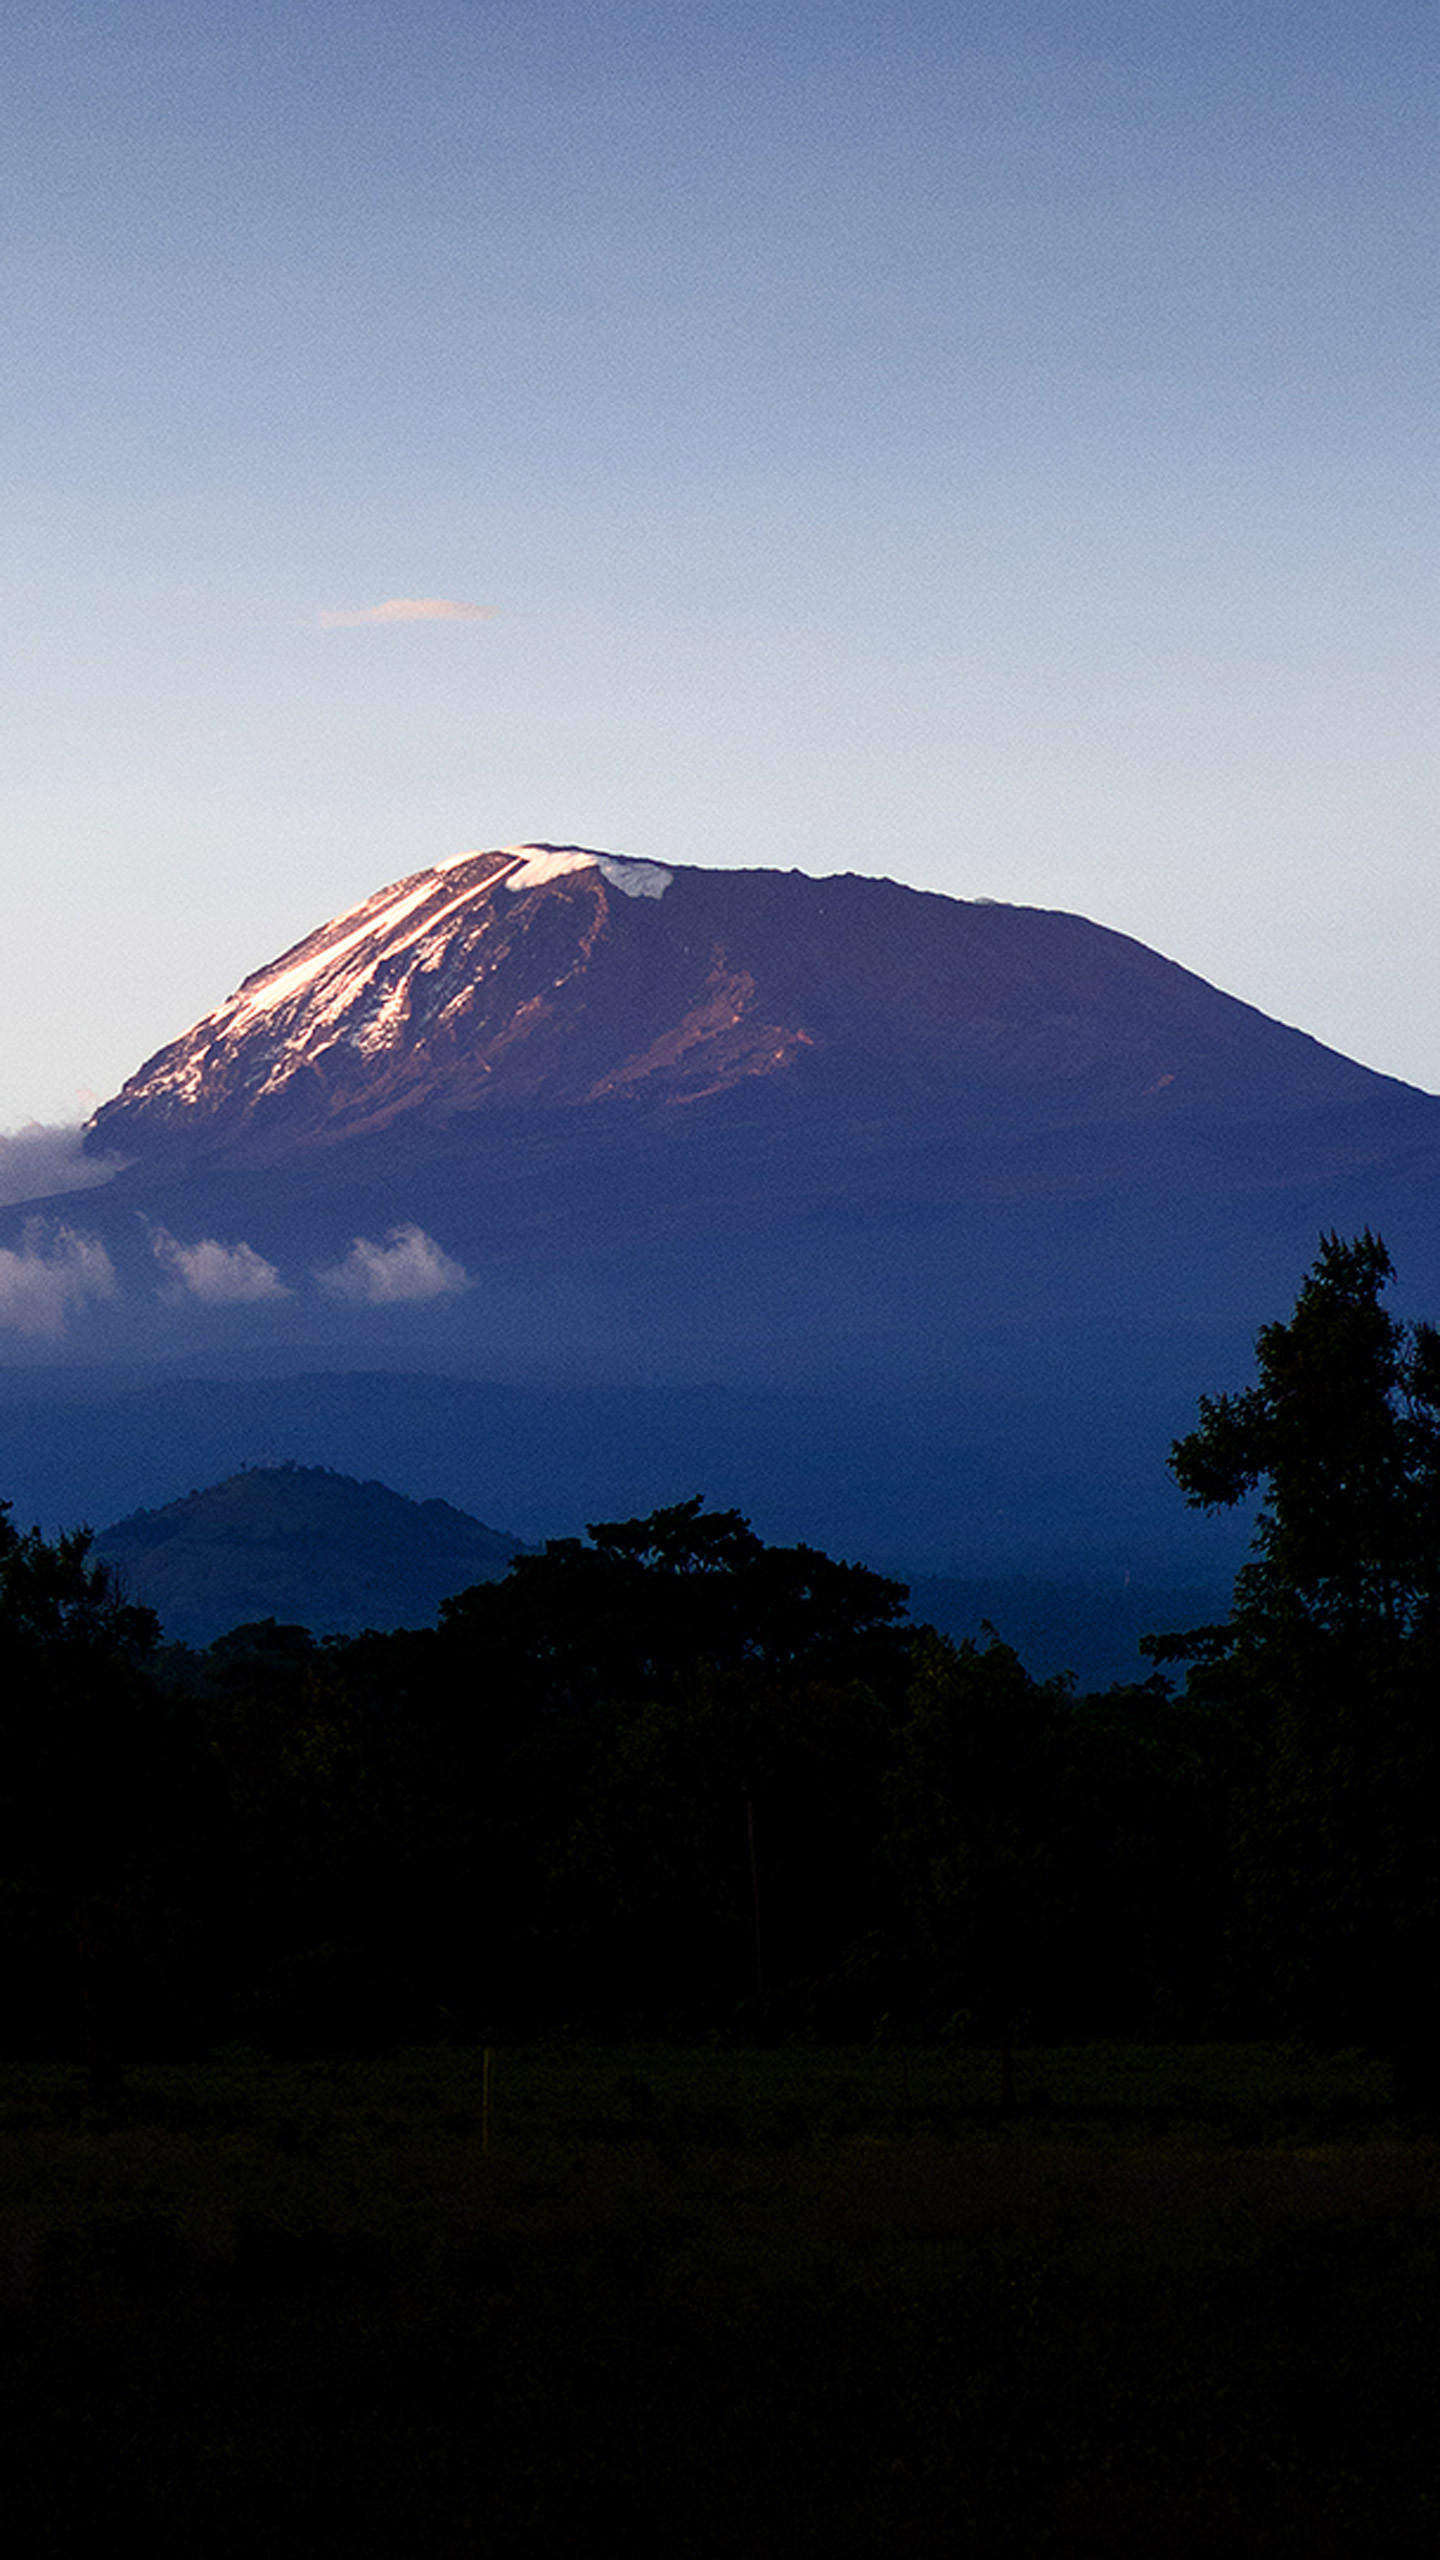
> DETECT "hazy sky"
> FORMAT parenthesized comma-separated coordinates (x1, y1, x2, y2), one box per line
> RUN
(3, 0, 1434, 1127)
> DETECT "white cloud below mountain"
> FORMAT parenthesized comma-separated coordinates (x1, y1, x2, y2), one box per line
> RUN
(0, 1123, 125, 1209)
(316, 1224, 471, 1305)
(0, 1220, 117, 1336)
(151, 1229, 290, 1303)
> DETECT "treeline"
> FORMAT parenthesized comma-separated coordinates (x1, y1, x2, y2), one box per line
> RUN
(0, 1236, 1435, 2092)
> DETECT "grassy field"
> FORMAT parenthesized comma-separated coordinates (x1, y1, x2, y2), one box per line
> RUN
(2, 2042, 1436, 2555)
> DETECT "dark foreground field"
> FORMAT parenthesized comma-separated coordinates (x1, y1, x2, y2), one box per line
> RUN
(2, 2044, 1436, 2557)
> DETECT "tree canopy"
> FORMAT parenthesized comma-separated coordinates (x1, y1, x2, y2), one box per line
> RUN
(1150, 1234, 1440, 2073)
(1159, 1230, 1440, 1651)
(437, 1494, 911, 1712)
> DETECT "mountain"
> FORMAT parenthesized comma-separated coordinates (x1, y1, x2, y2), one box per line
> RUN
(89, 842, 1435, 1185)
(6, 845, 1440, 1589)
(92, 1463, 524, 1648)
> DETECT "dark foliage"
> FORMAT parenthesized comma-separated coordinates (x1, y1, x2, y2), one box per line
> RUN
(0, 1507, 224, 2076)
(1146, 1233, 1440, 2083)
(1162, 1230, 1440, 1646)
(2, 1246, 1436, 2086)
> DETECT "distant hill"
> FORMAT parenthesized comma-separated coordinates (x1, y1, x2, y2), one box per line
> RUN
(93, 1463, 526, 1647)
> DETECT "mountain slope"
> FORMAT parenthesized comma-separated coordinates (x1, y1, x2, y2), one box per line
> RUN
(5, 847, 1439, 1577)
(87, 845, 1434, 1183)
(93, 1463, 525, 1646)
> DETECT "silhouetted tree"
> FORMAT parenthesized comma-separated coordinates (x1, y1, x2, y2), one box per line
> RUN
(439, 1495, 908, 1708)
(0, 1507, 217, 2077)
(174, 1619, 431, 2050)
(884, 1629, 1076, 2102)
(428, 1499, 910, 2029)
(1147, 1235, 1440, 2078)
(1162, 1231, 1440, 1646)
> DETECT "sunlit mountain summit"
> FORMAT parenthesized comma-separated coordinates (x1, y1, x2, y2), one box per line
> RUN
(87, 842, 1431, 1181)
(5, 842, 1440, 1584)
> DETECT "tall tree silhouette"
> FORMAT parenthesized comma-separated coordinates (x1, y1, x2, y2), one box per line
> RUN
(0, 1509, 216, 2078)
(1163, 1231, 1440, 1645)
(1148, 1235, 1440, 2073)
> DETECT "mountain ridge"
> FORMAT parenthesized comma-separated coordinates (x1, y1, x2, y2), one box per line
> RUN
(86, 849, 1435, 1184)
(5, 845, 1439, 1578)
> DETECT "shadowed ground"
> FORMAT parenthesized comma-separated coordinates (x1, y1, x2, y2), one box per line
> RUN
(2, 2042, 1435, 2556)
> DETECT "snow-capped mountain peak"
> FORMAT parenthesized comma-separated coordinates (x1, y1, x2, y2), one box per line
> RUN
(84, 839, 1428, 1183)
(86, 844, 795, 1163)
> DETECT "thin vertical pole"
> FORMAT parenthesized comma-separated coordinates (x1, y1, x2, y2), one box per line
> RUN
(482, 2046, 492, 2155)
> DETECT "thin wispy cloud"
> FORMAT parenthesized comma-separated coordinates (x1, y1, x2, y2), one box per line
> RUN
(151, 1228, 289, 1304)
(314, 597, 496, 627)
(0, 1122, 125, 1209)
(0, 1221, 117, 1337)
(316, 1224, 470, 1305)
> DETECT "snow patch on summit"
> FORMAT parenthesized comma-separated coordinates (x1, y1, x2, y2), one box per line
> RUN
(599, 856, 673, 900)
(504, 846, 673, 900)
(503, 848, 598, 891)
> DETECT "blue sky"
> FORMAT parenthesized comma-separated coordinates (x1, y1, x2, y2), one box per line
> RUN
(2, 0, 1434, 1125)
